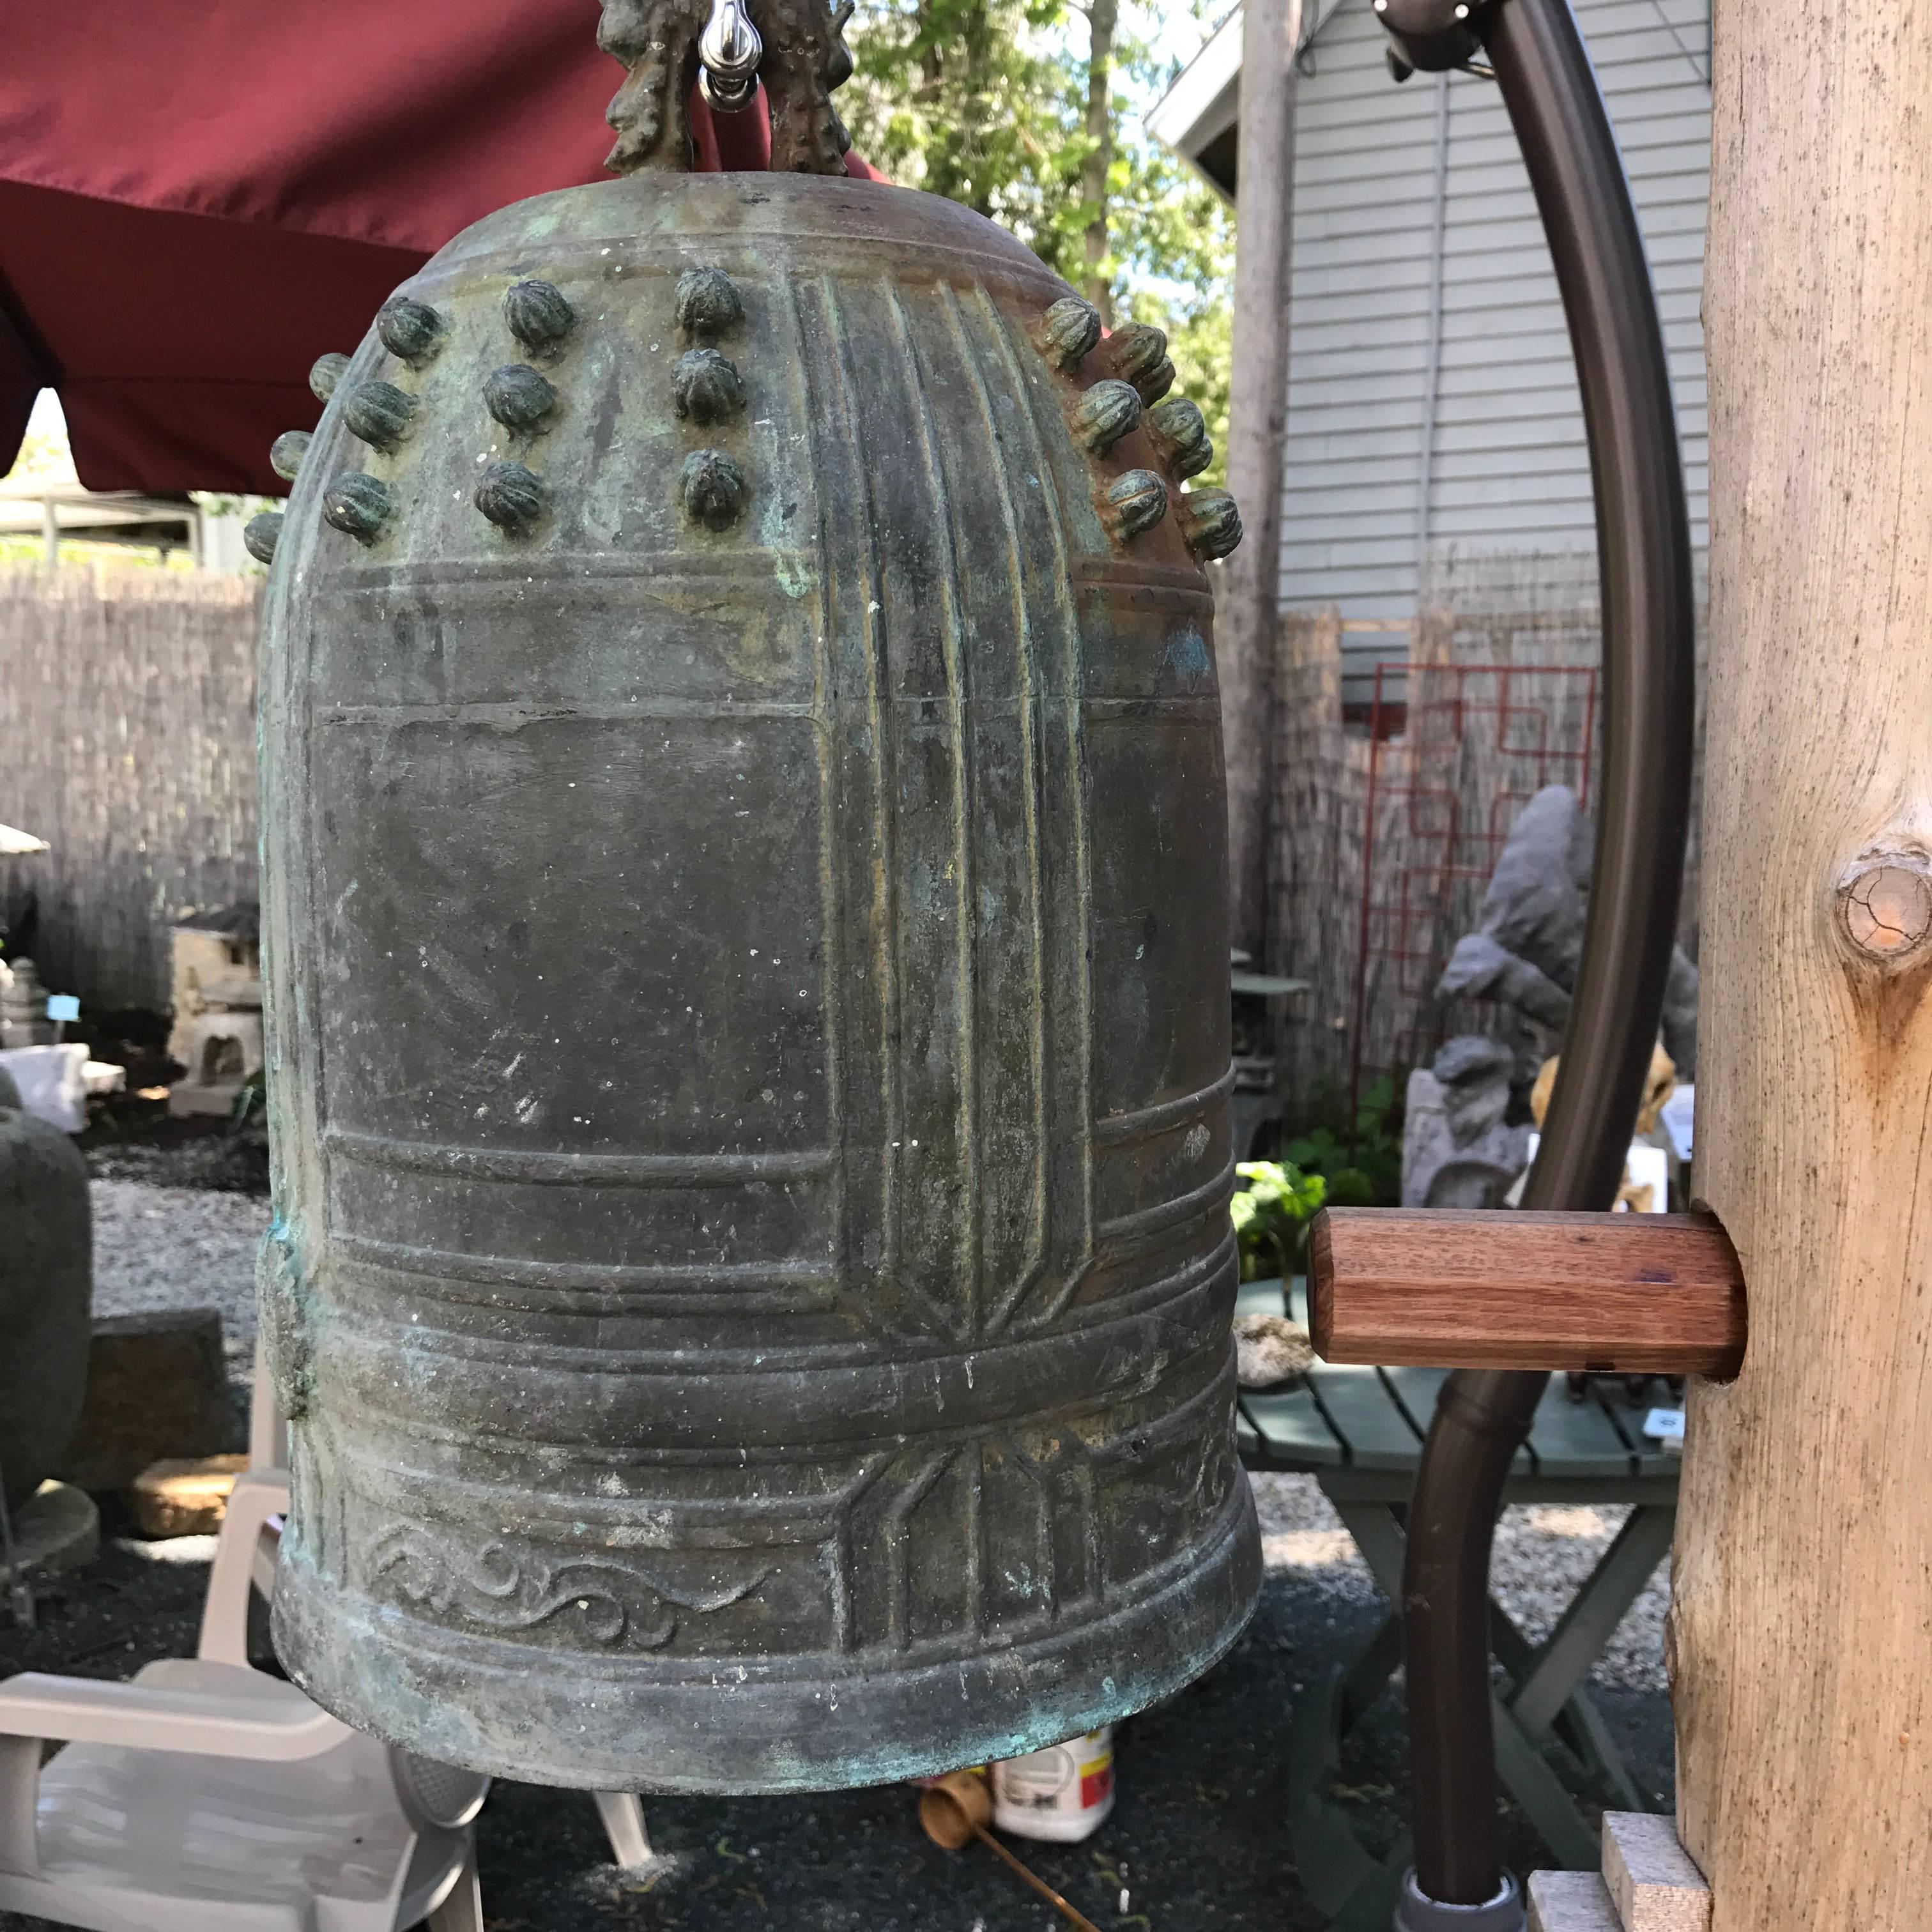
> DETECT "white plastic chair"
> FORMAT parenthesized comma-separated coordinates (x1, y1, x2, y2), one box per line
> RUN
(225, 1347, 653, 1873)
(0, 1348, 653, 1932)
(0, 1464, 490, 1931)
(215, 1347, 654, 1872)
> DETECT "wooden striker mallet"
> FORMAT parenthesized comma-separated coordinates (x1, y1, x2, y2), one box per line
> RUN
(918, 1772, 1105, 1932)
(1308, 1206, 1747, 1376)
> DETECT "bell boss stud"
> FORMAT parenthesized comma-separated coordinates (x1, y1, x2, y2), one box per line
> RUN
(1307, 1207, 1747, 1378)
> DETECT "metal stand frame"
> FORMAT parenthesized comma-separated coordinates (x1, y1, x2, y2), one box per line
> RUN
(1362, 0, 1697, 1917)
(1285, 1475, 1675, 1928)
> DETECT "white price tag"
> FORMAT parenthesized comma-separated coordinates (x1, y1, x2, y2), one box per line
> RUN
(1660, 1084, 1694, 1163)
(1643, 1407, 1685, 1448)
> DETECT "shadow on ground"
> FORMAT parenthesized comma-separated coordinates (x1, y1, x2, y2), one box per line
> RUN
(0, 1537, 1673, 1932)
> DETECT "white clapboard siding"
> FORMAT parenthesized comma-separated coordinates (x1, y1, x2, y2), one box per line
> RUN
(1275, 0, 1711, 696)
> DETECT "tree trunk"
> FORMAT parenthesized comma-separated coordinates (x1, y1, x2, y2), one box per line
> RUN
(1219, 0, 1298, 964)
(1673, 1, 1932, 1924)
(1081, 0, 1117, 322)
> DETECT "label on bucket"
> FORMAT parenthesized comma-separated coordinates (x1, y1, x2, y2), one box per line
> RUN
(990, 1728, 1115, 1842)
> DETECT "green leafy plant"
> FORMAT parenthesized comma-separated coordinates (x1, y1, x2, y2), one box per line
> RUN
(1229, 1160, 1326, 1282)
(229, 1067, 266, 1134)
(1285, 1075, 1404, 1208)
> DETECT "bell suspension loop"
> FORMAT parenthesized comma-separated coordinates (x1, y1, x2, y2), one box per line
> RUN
(698, 0, 763, 112)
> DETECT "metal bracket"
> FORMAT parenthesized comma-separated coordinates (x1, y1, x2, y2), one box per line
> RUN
(1395, 1867, 1526, 1932)
(698, 0, 763, 111)
(1372, 0, 1494, 80)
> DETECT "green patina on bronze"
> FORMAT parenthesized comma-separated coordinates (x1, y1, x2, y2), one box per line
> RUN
(257, 5, 1254, 1796)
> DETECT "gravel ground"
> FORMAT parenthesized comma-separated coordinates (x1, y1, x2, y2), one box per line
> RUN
(4, 1184, 1674, 1929)
(84, 1124, 268, 1195)
(1250, 1476, 1668, 1692)
(1, 1541, 1671, 1932)
(88, 1178, 264, 1389)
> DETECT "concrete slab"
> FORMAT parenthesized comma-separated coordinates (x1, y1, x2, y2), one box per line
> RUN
(1530, 1870, 1623, 1932)
(1527, 1871, 1620, 1932)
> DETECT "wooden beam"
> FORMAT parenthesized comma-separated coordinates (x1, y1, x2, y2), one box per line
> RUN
(1676, 0, 1932, 1919)
(1307, 1207, 1746, 1376)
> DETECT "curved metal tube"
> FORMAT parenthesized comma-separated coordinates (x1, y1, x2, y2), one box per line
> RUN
(1400, 0, 1696, 1905)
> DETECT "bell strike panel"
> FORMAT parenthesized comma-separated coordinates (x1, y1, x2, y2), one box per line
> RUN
(258, 173, 1259, 1793)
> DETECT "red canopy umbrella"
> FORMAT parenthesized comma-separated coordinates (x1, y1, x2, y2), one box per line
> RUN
(0, 3, 874, 494)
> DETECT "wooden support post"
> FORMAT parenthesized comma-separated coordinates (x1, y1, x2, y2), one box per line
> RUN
(1675, 1, 1932, 1922)
(1307, 1207, 1746, 1376)
(1220, 0, 1298, 958)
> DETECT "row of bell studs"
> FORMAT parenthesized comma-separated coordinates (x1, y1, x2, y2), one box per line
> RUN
(245, 282, 577, 562)
(243, 286, 1238, 564)
(244, 267, 763, 562)
(1036, 295, 1242, 562)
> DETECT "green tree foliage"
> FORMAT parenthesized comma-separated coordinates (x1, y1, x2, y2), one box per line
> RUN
(845, 0, 1071, 231)
(843, 0, 1234, 480)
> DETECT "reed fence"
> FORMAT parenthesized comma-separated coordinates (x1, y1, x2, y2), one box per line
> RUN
(0, 565, 261, 1012)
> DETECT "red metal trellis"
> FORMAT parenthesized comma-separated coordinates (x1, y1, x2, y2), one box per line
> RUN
(1347, 660, 1599, 1125)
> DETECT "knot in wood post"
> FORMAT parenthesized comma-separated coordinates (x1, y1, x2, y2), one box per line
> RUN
(1836, 854, 1932, 966)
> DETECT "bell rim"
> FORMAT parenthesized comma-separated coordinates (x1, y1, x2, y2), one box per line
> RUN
(270, 1474, 1261, 1794)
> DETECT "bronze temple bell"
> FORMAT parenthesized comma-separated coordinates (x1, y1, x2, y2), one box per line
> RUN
(252, 0, 1260, 1792)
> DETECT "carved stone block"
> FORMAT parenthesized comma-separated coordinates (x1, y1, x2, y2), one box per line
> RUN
(57, 1310, 234, 1491)
(128, 1453, 250, 1537)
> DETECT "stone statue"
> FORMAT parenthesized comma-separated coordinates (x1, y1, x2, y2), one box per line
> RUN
(1435, 784, 1698, 1091)
(0, 1064, 92, 1510)
(1401, 1034, 1533, 1208)
(1400, 786, 1698, 1207)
